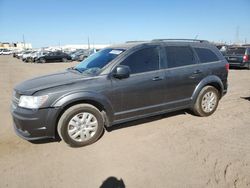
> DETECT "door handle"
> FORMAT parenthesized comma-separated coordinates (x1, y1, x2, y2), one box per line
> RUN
(189, 70, 202, 79)
(152, 76, 164, 81)
(193, 70, 202, 74)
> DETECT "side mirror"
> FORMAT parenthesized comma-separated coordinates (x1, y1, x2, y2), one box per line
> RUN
(113, 65, 130, 79)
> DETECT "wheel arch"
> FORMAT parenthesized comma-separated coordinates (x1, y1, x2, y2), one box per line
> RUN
(52, 92, 114, 135)
(191, 75, 224, 105)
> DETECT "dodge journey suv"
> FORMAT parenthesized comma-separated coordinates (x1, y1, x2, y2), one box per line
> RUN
(11, 39, 229, 147)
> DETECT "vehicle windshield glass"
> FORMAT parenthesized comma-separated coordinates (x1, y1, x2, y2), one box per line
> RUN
(227, 48, 246, 55)
(74, 48, 124, 74)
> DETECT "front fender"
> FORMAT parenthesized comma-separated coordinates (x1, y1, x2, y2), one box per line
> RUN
(52, 91, 114, 123)
(191, 75, 224, 104)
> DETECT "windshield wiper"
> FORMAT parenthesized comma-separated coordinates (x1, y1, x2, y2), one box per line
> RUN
(67, 67, 82, 73)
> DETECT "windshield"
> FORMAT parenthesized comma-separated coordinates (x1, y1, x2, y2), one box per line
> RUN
(74, 48, 124, 74)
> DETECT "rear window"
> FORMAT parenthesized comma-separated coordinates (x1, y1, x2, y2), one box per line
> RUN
(165, 46, 196, 68)
(227, 48, 246, 55)
(194, 48, 219, 63)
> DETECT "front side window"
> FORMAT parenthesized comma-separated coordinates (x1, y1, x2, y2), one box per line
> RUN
(194, 48, 219, 63)
(121, 47, 159, 74)
(165, 46, 196, 68)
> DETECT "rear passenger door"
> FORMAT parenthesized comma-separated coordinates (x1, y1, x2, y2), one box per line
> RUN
(163, 46, 203, 107)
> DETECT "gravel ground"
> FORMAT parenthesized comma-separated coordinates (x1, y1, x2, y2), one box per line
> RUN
(0, 55, 250, 188)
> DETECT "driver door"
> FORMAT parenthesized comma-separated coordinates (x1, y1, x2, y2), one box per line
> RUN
(111, 46, 166, 122)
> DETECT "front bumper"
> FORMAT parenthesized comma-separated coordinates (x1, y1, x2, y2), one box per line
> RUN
(11, 105, 60, 140)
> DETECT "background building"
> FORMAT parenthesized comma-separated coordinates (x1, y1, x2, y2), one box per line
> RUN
(0, 42, 32, 50)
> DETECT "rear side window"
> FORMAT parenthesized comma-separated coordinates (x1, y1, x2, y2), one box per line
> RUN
(165, 46, 195, 68)
(194, 48, 219, 63)
(121, 47, 159, 74)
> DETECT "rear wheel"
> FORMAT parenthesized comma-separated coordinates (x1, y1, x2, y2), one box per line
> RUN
(39, 58, 46, 63)
(62, 58, 67, 62)
(57, 104, 104, 147)
(192, 86, 220, 117)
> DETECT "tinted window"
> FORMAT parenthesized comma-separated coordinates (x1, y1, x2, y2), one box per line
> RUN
(226, 47, 246, 55)
(121, 47, 159, 74)
(247, 48, 250, 54)
(194, 48, 219, 63)
(165, 46, 195, 68)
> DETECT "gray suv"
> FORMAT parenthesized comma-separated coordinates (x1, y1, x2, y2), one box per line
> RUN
(11, 39, 229, 147)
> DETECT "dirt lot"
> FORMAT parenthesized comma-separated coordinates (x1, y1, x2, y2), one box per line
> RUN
(0, 55, 250, 188)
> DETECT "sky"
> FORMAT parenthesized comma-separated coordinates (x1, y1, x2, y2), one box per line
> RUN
(0, 0, 249, 48)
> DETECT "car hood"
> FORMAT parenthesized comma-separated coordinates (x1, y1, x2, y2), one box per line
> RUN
(15, 70, 89, 95)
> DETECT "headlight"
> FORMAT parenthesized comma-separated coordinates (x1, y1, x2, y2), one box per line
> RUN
(18, 95, 49, 109)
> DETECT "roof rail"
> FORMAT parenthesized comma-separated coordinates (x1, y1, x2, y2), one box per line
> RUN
(152, 39, 208, 43)
(242, 44, 250, 47)
(126, 40, 148, 43)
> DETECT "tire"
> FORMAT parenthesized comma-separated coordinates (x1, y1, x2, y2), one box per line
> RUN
(27, 58, 32, 63)
(192, 86, 220, 117)
(62, 58, 67, 62)
(39, 58, 46, 63)
(57, 104, 104, 147)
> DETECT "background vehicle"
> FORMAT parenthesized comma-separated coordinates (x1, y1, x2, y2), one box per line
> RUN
(16, 50, 31, 59)
(24, 51, 38, 62)
(32, 51, 50, 62)
(0, 49, 12, 55)
(11, 39, 228, 147)
(22, 51, 37, 62)
(70, 49, 85, 61)
(71, 49, 98, 61)
(225, 46, 250, 69)
(36, 51, 72, 63)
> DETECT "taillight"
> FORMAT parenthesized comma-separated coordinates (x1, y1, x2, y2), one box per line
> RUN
(243, 55, 249, 62)
(225, 63, 229, 72)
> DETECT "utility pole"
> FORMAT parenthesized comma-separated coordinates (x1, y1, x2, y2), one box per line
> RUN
(22, 34, 26, 49)
(87, 36, 90, 50)
(235, 26, 240, 44)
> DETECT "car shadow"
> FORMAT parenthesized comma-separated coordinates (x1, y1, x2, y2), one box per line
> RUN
(28, 110, 189, 145)
(28, 137, 61, 145)
(106, 110, 188, 132)
(99, 176, 125, 188)
(241, 96, 250, 101)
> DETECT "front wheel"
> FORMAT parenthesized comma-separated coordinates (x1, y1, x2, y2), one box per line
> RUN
(57, 104, 104, 147)
(192, 86, 220, 117)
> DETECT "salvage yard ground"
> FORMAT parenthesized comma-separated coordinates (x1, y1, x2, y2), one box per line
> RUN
(0, 55, 250, 188)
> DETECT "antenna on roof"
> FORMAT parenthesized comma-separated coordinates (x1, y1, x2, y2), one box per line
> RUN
(194, 34, 199, 39)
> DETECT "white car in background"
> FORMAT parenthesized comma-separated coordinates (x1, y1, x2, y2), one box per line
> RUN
(0, 49, 12, 55)
(22, 51, 37, 61)
(17, 50, 32, 59)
